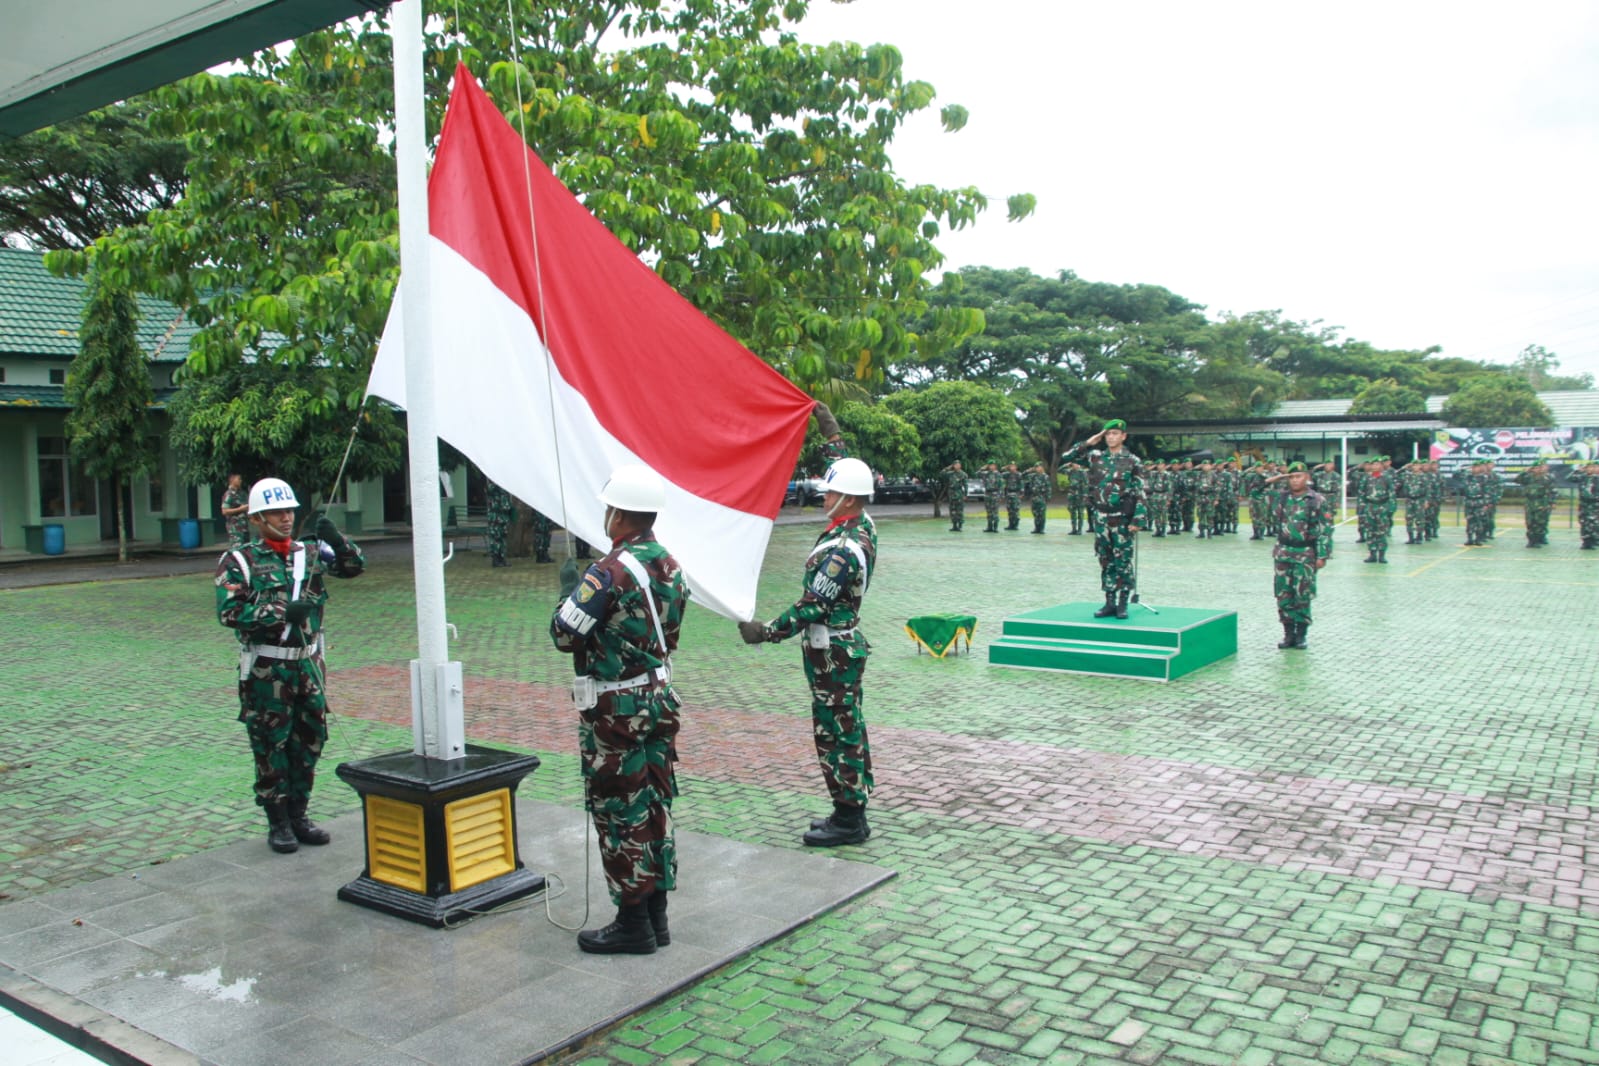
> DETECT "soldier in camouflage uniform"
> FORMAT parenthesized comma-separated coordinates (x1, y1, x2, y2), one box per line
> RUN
(485, 480, 514, 566)
(1217, 460, 1238, 534)
(215, 478, 364, 853)
(1173, 459, 1195, 532)
(1242, 462, 1267, 539)
(1025, 463, 1050, 533)
(940, 460, 968, 532)
(221, 472, 250, 548)
(1397, 461, 1425, 545)
(1486, 463, 1505, 539)
(1574, 460, 1599, 549)
(1144, 462, 1171, 538)
(981, 461, 1003, 533)
(1061, 420, 1148, 618)
(1065, 463, 1088, 534)
(551, 465, 688, 955)
(740, 457, 877, 847)
(1357, 455, 1398, 563)
(531, 509, 554, 563)
(1002, 461, 1024, 530)
(1423, 460, 1444, 540)
(1264, 463, 1331, 650)
(1193, 460, 1218, 539)
(1462, 458, 1496, 545)
(1516, 459, 1556, 547)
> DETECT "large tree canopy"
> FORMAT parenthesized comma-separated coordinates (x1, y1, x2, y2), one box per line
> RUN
(1440, 377, 1554, 428)
(882, 380, 1025, 484)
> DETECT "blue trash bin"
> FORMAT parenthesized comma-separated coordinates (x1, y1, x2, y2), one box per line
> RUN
(42, 523, 66, 555)
(179, 518, 201, 550)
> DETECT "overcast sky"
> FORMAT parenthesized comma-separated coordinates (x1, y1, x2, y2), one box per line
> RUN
(791, 0, 1599, 386)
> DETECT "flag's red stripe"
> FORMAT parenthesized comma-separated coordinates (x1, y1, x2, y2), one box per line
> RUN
(427, 67, 814, 517)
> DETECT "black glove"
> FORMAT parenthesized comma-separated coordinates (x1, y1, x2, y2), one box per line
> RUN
(737, 620, 768, 645)
(558, 558, 581, 599)
(284, 599, 312, 627)
(315, 515, 347, 552)
(813, 401, 841, 440)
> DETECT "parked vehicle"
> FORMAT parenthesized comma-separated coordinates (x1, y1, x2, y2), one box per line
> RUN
(786, 476, 827, 506)
(876, 477, 933, 504)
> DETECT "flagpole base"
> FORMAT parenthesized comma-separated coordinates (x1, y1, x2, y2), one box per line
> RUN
(335, 745, 544, 928)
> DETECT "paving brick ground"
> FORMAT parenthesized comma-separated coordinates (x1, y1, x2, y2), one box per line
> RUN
(3, 505, 1597, 1065)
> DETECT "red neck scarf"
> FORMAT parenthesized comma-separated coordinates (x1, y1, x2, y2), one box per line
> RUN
(263, 536, 294, 558)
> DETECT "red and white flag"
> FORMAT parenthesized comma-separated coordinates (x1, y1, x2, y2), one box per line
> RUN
(368, 67, 816, 619)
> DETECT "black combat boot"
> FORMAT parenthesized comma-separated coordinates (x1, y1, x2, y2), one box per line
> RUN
(1376, 550, 1387, 564)
(646, 889, 670, 947)
(577, 901, 658, 955)
(1364, 549, 1378, 563)
(803, 803, 869, 847)
(1094, 593, 1117, 618)
(1291, 623, 1309, 650)
(266, 800, 298, 854)
(287, 798, 331, 845)
(1115, 591, 1129, 619)
(1277, 622, 1296, 650)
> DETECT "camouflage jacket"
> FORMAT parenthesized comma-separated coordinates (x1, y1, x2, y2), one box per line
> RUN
(221, 487, 249, 542)
(551, 531, 688, 683)
(216, 533, 365, 648)
(1001, 470, 1023, 495)
(768, 513, 878, 640)
(981, 470, 1003, 498)
(1462, 475, 1495, 504)
(1273, 489, 1333, 562)
(1061, 443, 1147, 525)
(1575, 472, 1599, 504)
(1312, 469, 1341, 497)
(1023, 470, 1051, 500)
(1516, 471, 1555, 505)
(1357, 470, 1397, 507)
(942, 467, 969, 498)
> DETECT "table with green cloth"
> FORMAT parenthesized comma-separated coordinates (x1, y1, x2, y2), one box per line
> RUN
(904, 613, 978, 658)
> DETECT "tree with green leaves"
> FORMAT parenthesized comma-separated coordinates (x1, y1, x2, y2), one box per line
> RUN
(832, 401, 921, 478)
(1440, 376, 1553, 428)
(882, 381, 1024, 514)
(0, 98, 188, 250)
(49, 0, 1031, 488)
(1510, 344, 1593, 391)
(1349, 377, 1427, 415)
(64, 271, 155, 562)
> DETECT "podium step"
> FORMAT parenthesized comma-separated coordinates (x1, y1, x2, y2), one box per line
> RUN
(988, 602, 1237, 682)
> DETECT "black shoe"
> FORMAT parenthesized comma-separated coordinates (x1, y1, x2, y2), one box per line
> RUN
(803, 805, 869, 847)
(1250, 533, 1262, 540)
(578, 902, 658, 954)
(266, 801, 298, 854)
(286, 798, 331, 845)
(1291, 623, 1309, 650)
(1031, 529, 1044, 534)
(1153, 531, 1164, 538)
(535, 554, 553, 563)
(1582, 543, 1595, 550)
(1115, 592, 1129, 620)
(646, 890, 670, 947)
(1364, 551, 1377, 563)
(1278, 623, 1296, 650)
(1093, 595, 1117, 618)
(1377, 551, 1387, 564)
(1068, 530, 1082, 535)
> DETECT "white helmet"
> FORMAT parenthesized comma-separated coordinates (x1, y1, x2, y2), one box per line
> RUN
(823, 457, 874, 498)
(248, 477, 300, 514)
(598, 464, 666, 512)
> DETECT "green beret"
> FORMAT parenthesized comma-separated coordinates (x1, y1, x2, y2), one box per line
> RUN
(1286, 461, 1307, 473)
(1103, 419, 1126, 431)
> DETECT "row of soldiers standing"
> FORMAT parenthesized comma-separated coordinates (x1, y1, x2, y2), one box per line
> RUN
(938, 460, 1052, 534)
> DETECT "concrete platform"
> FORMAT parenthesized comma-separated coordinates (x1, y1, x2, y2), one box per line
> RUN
(987, 601, 1238, 681)
(0, 801, 893, 1066)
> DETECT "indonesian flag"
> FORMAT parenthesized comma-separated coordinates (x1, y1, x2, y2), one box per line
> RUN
(368, 66, 816, 620)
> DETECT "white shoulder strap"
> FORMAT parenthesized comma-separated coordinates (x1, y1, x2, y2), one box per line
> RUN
(617, 550, 670, 663)
(230, 549, 250, 585)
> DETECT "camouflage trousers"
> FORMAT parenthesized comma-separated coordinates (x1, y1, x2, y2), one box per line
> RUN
(1273, 546, 1320, 625)
(1094, 521, 1137, 594)
(1425, 499, 1441, 538)
(1581, 503, 1598, 546)
(1179, 496, 1195, 530)
(800, 636, 874, 807)
(1248, 497, 1266, 536)
(1404, 502, 1424, 540)
(1358, 506, 1394, 551)
(486, 515, 508, 565)
(1143, 495, 1168, 533)
(1195, 498, 1216, 534)
(579, 688, 680, 906)
(1167, 496, 1184, 532)
(1466, 502, 1493, 543)
(238, 656, 329, 806)
(1030, 498, 1047, 532)
(532, 514, 552, 562)
(984, 497, 1000, 531)
(1005, 493, 1021, 529)
(1524, 503, 1551, 544)
(948, 497, 964, 530)
(1068, 501, 1086, 531)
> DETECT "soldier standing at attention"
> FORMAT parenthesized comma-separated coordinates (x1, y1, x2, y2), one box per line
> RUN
(1174, 459, 1196, 533)
(215, 478, 364, 853)
(531, 509, 554, 563)
(1144, 462, 1170, 538)
(486, 480, 515, 567)
(551, 465, 688, 955)
(1485, 461, 1505, 539)
(1462, 458, 1495, 545)
(1516, 459, 1556, 547)
(1060, 420, 1147, 619)
(221, 472, 250, 548)
(1359, 456, 1398, 564)
(1263, 462, 1331, 650)
(1065, 463, 1087, 534)
(1193, 459, 1217, 539)
(1574, 459, 1599, 549)
(739, 457, 877, 847)
(1243, 461, 1267, 539)
(940, 460, 968, 532)
(981, 461, 1003, 533)
(1002, 461, 1024, 531)
(1025, 462, 1051, 533)
(1398, 461, 1425, 545)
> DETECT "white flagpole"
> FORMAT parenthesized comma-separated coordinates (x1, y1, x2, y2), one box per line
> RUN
(392, 0, 465, 759)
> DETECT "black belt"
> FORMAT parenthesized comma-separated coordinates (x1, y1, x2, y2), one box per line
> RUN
(1277, 539, 1316, 549)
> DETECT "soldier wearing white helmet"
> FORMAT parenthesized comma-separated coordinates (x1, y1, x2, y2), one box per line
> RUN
(740, 453, 879, 847)
(551, 464, 689, 955)
(215, 477, 364, 853)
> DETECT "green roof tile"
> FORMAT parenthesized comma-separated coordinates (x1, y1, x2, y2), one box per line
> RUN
(0, 248, 197, 362)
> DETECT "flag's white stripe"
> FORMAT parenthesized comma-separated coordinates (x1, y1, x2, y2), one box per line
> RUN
(370, 239, 772, 620)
